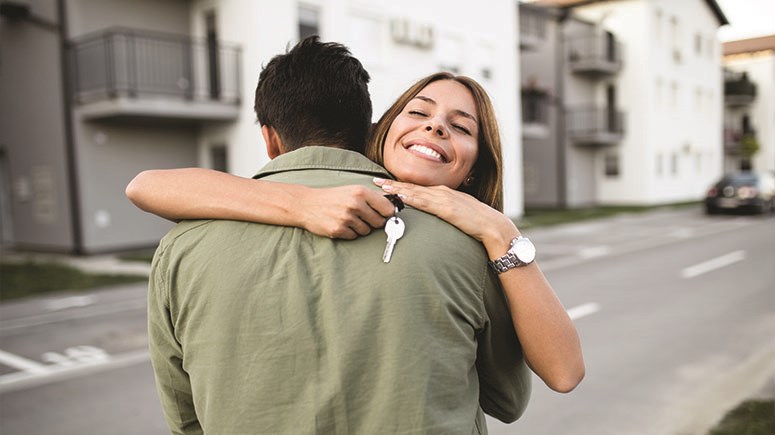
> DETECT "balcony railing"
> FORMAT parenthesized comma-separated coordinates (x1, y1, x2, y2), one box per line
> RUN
(567, 107, 625, 146)
(568, 33, 623, 77)
(70, 27, 241, 120)
(521, 90, 549, 125)
(519, 4, 548, 51)
(723, 127, 757, 155)
(724, 72, 756, 107)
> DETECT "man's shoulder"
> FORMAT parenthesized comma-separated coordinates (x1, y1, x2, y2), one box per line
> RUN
(157, 219, 251, 254)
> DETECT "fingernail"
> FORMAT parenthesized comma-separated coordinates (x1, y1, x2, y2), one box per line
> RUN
(381, 184, 394, 191)
(373, 177, 385, 185)
(397, 194, 407, 201)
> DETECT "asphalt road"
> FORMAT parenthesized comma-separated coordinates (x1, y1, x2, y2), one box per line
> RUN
(1, 207, 773, 434)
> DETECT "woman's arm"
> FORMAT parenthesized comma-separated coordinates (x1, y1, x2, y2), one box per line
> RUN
(375, 178, 585, 393)
(126, 168, 395, 239)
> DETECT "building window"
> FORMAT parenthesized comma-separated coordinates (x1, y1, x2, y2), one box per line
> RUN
(695, 33, 702, 55)
(655, 77, 663, 106)
(670, 152, 678, 175)
(670, 81, 678, 107)
(210, 144, 228, 172)
(298, 5, 320, 40)
(656, 153, 663, 176)
(605, 153, 620, 177)
(654, 8, 662, 41)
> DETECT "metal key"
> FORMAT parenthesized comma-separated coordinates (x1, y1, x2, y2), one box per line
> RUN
(382, 216, 405, 263)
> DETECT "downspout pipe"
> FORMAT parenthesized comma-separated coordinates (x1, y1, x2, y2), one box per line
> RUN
(57, 0, 83, 254)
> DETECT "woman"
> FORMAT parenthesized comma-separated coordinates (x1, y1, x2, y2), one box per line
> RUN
(127, 72, 585, 393)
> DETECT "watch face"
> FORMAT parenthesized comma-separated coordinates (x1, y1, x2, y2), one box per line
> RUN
(513, 238, 536, 263)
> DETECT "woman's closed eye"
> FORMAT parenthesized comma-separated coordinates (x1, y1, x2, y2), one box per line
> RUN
(408, 110, 427, 117)
(453, 124, 472, 135)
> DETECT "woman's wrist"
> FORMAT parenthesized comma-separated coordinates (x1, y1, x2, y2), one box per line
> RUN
(482, 216, 521, 260)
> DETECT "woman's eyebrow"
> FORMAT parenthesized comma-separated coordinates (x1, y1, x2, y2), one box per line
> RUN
(414, 95, 478, 123)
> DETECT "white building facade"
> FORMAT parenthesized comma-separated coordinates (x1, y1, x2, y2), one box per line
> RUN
(522, 0, 728, 207)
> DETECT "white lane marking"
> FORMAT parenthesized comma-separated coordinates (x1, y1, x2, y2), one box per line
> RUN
(0, 349, 50, 374)
(567, 302, 601, 320)
(0, 298, 146, 333)
(577, 246, 610, 259)
(0, 349, 150, 394)
(43, 295, 96, 311)
(681, 250, 747, 279)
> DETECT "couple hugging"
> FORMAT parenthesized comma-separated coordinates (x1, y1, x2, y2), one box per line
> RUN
(127, 36, 584, 435)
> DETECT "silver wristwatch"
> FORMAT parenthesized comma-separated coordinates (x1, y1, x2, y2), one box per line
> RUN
(488, 236, 536, 274)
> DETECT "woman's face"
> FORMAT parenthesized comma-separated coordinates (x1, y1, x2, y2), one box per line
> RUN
(382, 80, 479, 189)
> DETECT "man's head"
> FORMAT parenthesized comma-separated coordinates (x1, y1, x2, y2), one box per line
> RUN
(254, 36, 372, 156)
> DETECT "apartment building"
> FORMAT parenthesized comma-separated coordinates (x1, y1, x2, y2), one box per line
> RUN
(520, 0, 728, 208)
(722, 35, 775, 174)
(0, 0, 520, 254)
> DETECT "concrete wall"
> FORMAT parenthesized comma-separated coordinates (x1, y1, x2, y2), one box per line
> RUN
(521, 8, 562, 208)
(0, 0, 75, 251)
(66, 0, 197, 252)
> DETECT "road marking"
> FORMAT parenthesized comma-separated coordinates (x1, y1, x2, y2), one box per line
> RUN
(0, 298, 146, 333)
(567, 302, 601, 320)
(681, 250, 746, 279)
(43, 295, 96, 311)
(577, 246, 610, 259)
(0, 349, 50, 374)
(0, 349, 150, 394)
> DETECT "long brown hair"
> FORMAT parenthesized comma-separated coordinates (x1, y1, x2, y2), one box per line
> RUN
(367, 72, 504, 211)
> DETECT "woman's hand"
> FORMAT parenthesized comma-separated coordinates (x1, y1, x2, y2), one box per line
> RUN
(374, 178, 518, 256)
(298, 185, 396, 239)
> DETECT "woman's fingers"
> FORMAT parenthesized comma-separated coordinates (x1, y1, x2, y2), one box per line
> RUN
(304, 185, 396, 239)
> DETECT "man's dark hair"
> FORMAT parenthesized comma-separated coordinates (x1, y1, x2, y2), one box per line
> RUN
(254, 36, 372, 153)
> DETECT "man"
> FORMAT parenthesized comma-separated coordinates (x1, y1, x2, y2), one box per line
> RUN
(148, 36, 530, 435)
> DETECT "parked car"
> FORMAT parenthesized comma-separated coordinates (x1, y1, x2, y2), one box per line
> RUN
(705, 172, 775, 215)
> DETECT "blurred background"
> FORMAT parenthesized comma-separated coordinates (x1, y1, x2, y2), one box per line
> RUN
(0, 0, 773, 434)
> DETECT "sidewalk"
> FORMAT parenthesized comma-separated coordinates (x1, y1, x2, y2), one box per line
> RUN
(1, 249, 152, 276)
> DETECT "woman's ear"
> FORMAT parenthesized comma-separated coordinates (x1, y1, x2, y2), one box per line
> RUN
(262, 125, 283, 159)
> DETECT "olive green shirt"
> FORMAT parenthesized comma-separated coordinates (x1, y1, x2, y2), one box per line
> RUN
(148, 147, 531, 435)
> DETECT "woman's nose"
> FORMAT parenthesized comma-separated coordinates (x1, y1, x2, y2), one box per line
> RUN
(425, 124, 446, 137)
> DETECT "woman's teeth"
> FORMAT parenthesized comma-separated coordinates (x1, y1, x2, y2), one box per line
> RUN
(409, 144, 444, 161)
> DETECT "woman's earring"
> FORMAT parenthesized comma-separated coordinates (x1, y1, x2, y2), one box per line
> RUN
(464, 175, 475, 186)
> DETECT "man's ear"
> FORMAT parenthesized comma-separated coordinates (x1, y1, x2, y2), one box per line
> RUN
(262, 125, 283, 159)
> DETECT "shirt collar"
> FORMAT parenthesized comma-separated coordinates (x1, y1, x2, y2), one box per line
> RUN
(253, 146, 392, 180)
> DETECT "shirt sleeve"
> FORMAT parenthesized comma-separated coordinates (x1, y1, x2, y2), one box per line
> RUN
(476, 269, 533, 423)
(147, 245, 203, 435)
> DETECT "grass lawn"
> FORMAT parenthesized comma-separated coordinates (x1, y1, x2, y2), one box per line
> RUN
(709, 400, 775, 435)
(0, 261, 147, 301)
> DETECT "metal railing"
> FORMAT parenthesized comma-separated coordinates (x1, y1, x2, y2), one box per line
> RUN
(519, 4, 547, 47)
(724, 72, 756, 98)
(521, 91, 549, 124)
(567, 107, 625, 137)
(70, 27, 241, 105)
(568, 33, 624, 73)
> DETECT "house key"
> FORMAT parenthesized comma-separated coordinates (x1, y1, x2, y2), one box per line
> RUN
(382, 215, 405, 263)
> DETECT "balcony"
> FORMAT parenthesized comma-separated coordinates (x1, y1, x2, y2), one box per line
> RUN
(70, 27, 241, 122)
(568, 32, 623, 77)
(724, 72, 756, 107)
(723, 127, 757, 155)
(567, 107, 625, 147)
(519, 3, 548, 51)
(521, 89, 550, 138)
